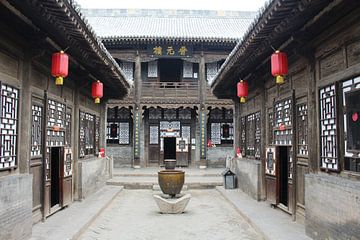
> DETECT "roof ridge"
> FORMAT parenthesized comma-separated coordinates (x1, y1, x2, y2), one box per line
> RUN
(81, 8, 257, 19)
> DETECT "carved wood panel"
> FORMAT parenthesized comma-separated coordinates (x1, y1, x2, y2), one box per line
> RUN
(297, 104, 308, 156)
(0, 83, 19, 169)
(319, 84, 338, 170)
(31, 105, 43, 157)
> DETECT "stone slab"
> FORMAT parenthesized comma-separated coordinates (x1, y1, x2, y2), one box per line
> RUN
(30, 186, 123, 240)
(153, 193, 191, 214)
(216, 186, 310, 240)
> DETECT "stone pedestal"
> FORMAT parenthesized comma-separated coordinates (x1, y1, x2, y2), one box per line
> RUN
(153, 194, 191, 214)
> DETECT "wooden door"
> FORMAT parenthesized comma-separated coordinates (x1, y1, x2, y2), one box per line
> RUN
(61, 147, 72, 207)
(176, 137, 188, 166)
(30, 101, 44, 223)
(265, 147, 278, 205)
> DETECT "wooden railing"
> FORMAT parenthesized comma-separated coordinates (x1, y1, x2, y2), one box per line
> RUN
(141, 82, 199, 99)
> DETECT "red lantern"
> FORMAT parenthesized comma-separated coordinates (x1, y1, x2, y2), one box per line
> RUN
(271, 50, 288, 84)
(237, 80, 248, 103)
(92, 80, 103, 104)
(51, 51, 69, 85)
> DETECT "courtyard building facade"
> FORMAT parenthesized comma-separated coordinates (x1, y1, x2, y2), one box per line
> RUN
(83, 9, 256, 168)
(211, 0, 360, 239)
(0, 1, 130, 239)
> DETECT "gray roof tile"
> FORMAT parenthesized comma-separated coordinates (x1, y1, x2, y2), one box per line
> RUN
(82, 9, 256, 42)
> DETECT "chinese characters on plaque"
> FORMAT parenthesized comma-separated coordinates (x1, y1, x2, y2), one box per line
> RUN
(200, 112, 206, 159)
(148, 45, 193, 58)
(134, 112, 141, 159)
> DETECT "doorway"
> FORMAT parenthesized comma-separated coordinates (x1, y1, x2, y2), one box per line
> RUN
(164, 137, 176, 159)
(159, 59, 182, 82)
(50, 147, 61, 208)
(278, 146, 289, 207)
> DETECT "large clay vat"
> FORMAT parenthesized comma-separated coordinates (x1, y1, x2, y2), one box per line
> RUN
(158, 170, 185, 197)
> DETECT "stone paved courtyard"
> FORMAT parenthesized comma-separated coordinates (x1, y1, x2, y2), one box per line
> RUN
(78, 189, 262, 240)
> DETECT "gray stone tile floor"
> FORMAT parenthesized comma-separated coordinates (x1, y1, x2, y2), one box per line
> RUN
(78, 189, 262, 240)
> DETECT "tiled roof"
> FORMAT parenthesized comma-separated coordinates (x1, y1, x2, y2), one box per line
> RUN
(82, 9, 256, 43)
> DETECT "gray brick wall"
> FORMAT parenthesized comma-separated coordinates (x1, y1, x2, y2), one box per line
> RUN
(305, 173, 360, 240)
(107, 146, 132, 168)
(0, 174, 32, 240)
(78, 157, 110, 199)
(231, 158, 262, 200)
(207, 146, 233, 168)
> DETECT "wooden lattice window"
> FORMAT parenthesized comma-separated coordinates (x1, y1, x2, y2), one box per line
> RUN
(149, 125, 159, 144)
(0, 83, 19, 170)
(107, 107, 132, 144)
(268, 111, 274, 145)
(206, 62, 218, 82)
(120, 61, 134, 81)
(319, 84, 338, 170)
(65, 109, 72, 147)
(241, 112, 261, 158)
(211, 123, 221, 145)
(297, 104, 308, 155)
(79, 111, 99, 157)
(147, 61, 158, 78)
(183, 61, 193, 78)
(181, 126, 191, 140)
(342, 77, 360, 172)
(31, 104, 43, 157)
(240, 117, 246, 155)
(274, 98, 292, 145)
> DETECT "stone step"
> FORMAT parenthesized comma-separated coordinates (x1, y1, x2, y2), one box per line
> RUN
(106, 176, 223, 190)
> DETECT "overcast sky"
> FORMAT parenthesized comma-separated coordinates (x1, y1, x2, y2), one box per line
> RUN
(75, 0, 268, 11)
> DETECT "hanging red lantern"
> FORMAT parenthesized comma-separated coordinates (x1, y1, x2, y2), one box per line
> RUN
(271, 50, 288, 84)
(92, 80, 103, 104)
(237, 80, 248, 103)
(51, 51, 69, 85)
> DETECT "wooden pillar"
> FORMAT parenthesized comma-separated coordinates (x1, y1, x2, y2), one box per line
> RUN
(133, 53, 141, 167)
(198, 52, 207, 168)
(18, 52, 31, 174)
(73, 86, 80, 200)
(260, 84, 267, 200)
(233, 100, 241, 155)
(307, 54, 318, 173)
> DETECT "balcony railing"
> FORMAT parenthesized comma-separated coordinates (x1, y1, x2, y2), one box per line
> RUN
(141, 82, 198, 99)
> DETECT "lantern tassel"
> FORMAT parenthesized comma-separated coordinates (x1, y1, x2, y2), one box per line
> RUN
(240, 97, 246, 103)
(276, 75, 284, 84)
(55, 76, 63, 85)
(94, 97, 100, 104)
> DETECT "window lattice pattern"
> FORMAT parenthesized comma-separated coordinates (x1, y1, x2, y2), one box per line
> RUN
(31, 105, 42, 157)
(79, 111, 96, 157)
(319, 84, 338, 170)
(181, 126, 191, 140)
(268, 111, 274, 145)
(297, 104, 308, 155)
(147, 61, 158, 78)
(119, 122, 130, 144)
(120, 61, 134, 81)
(246, 114, 255, 156)
(274, 98, 292, 145)
(95, 116, 100, 153)
(149, 125, 159, 144)
(160, 121, 180, 130)
(65, 111, 72, 147)
(240, 117, 246, 155)
(0, 84, 18, 169)
(183, 61, 193, 78)
(211, 123, 221, 144)
(255, 112, 261, 158)
(206, 62, 218, 82)
(47, 99, 65, 128)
